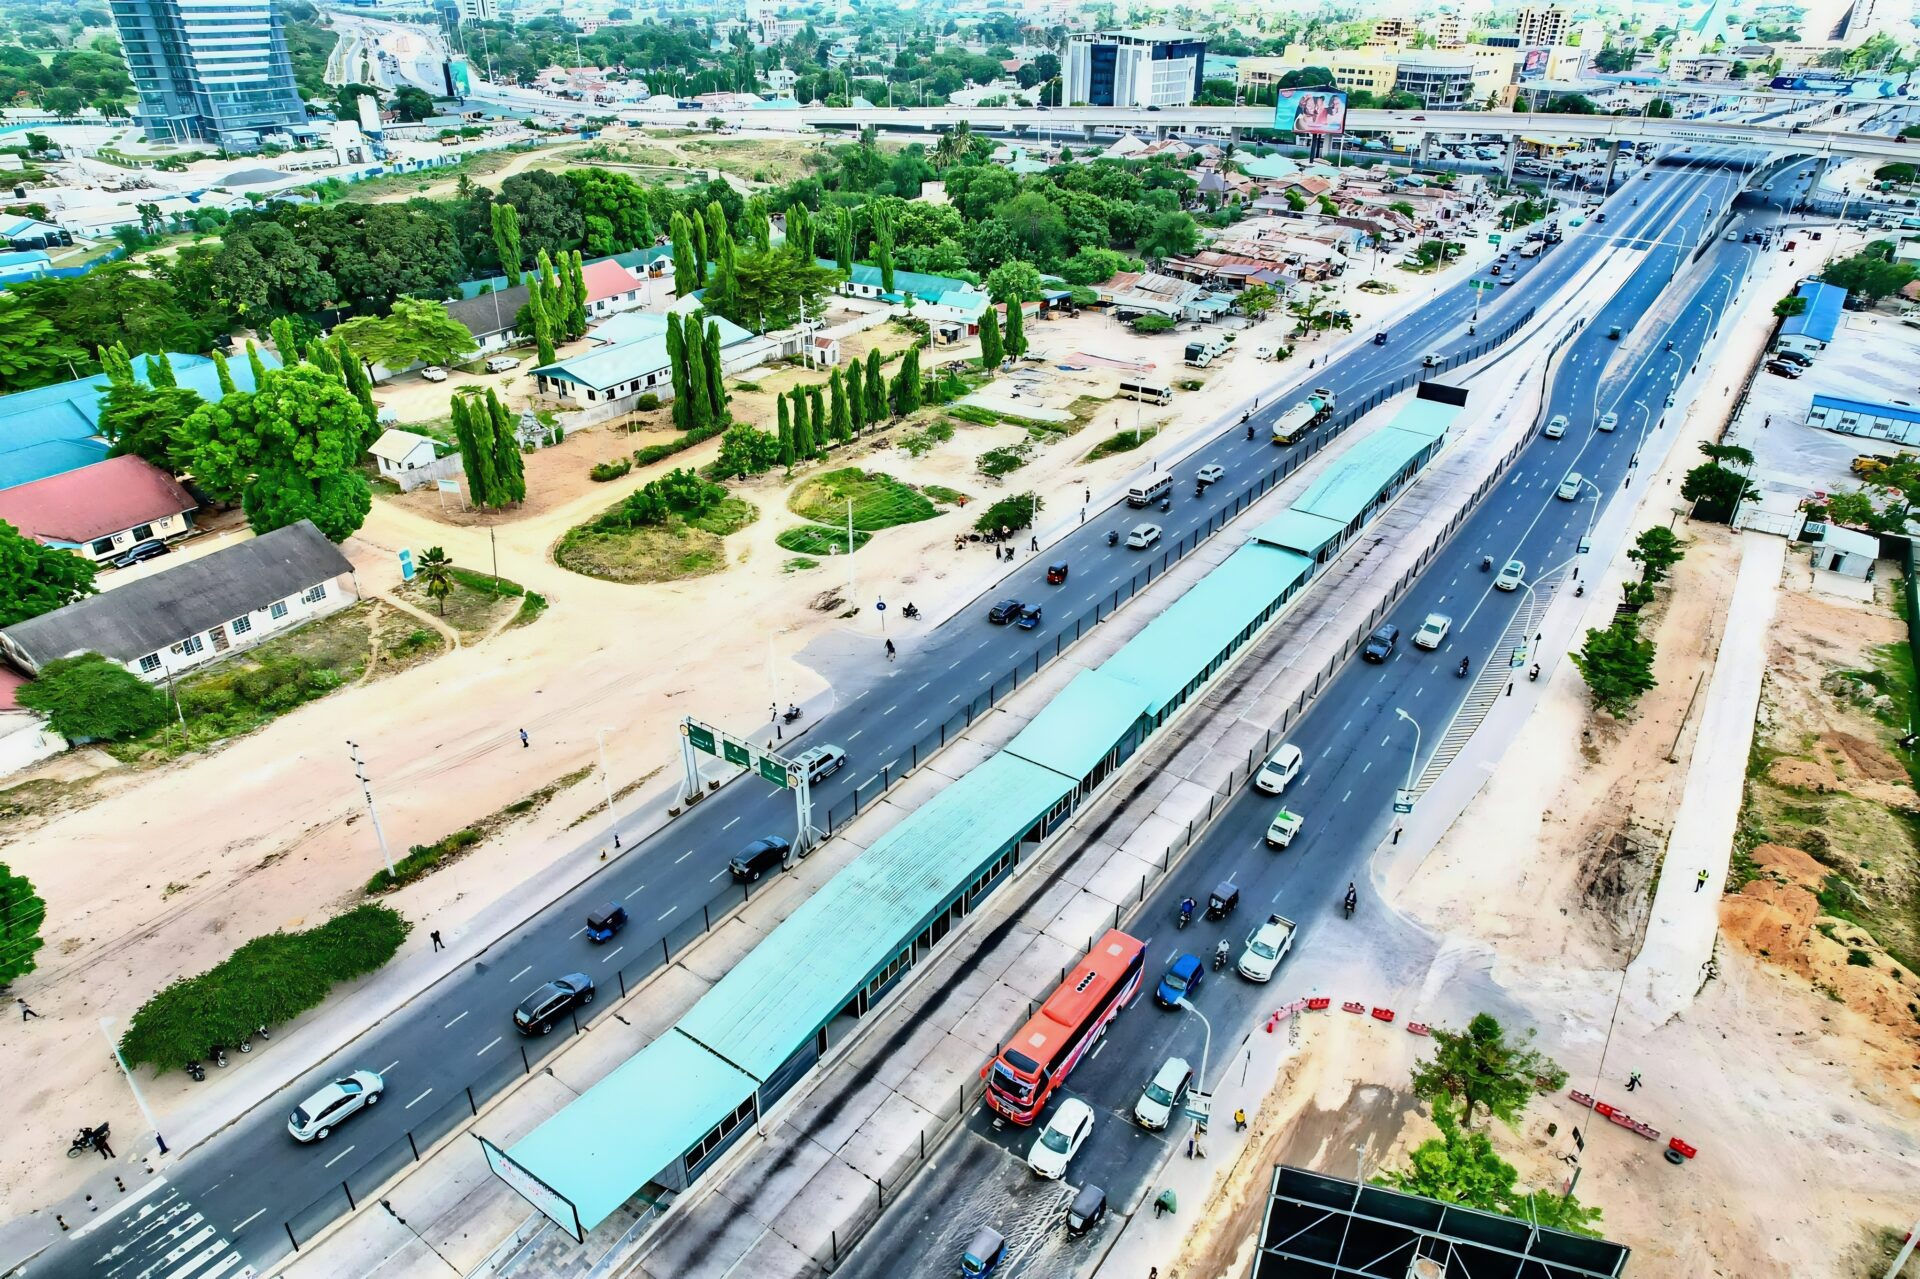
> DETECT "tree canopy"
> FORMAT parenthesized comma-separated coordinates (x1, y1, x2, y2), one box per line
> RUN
(332, 297, 478, 375)
(0, 520, 97, 627)
(1410, 1012, 1568, 1129)
(15, 652, 172, 741)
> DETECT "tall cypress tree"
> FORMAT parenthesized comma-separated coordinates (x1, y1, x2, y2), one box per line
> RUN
(684, 327, 712, 430)
(979, 307, 1004, 370)
(491, 203, 523, 286)
(487, 389, 526, 504)
(245, 340, 267, 386)
(829, 368, 850, 441)
(269, 316, 300, 362)
(689, 213, 709, 284)
(834, 207, 853, 272)
(776, 393, 793, 468)
(703, 320, 726, 421)
(705, 200, 729, 264)
(453, 391, 499, 506)
(787, 204, 812, 260)
(337, 336, 377, 422)
(1004, 299, 1027, 359)
(212, 349, 237, 397)
(568, 251, 589, 339)
(793, 386, 816, 459)
(146, 351, 177, 389)
(865, 349, 885, 417)
(529, 281, 556, 366)
(304, 340, 339, 377)
(670, 211, 699, 297)
(808, 385, 826, 449)
(845, 359, 865, 431)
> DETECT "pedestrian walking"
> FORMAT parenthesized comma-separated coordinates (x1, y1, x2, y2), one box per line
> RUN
(430, 930, 444, 952)
(519, 728, 530, 749)
(1084, 488, 1090, 504)
(1626, 1070, 1642, 1092)
(1695, 869, 1710, 892)
(1763, 414, 1771, 429)
(1185, 1135, 1196, 1158)
(17, 998, 39, 1021)
(1029, 536, 1038, 552)
(1234, 1108, 1247, 1132)
(1080, 506, 1086, 524)
(885, 639, 896, 662)
(93, 1131, 113, 1160)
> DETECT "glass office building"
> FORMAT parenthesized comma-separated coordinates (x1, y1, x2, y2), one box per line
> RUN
(110, 0, 309, 149)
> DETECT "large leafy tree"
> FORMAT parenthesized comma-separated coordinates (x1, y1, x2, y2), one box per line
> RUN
(0, 862, 46, 987)
(98, 383, 203, 472)
(212, 222, 335, 319)
(16, 652, 172, 741)
(1380, 1108, 1604, 1235)
(175, 364, 376, 541)
(332, 297, 477, 375)
(0, 521, 97, 627)
(1409, 1013, 1567, 1129)
(701, 242, 842, 332)
(0, 296, 86, 394)
(1571, 619, 1657, 718)
(1679, 443, 1756, 524)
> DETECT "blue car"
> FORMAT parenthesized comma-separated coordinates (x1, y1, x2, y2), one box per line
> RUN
(1154, 953, 1204, 1008)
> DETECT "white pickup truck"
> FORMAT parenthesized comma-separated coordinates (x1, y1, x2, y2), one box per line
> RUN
(1237, 913, 1297, 982)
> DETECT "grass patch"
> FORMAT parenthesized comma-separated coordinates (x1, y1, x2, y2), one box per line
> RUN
(367, 764, 593, 893)
(922, 485, 968, 506)
(402, 567, 537, 641)
(512, 591, 548, 627)
(555, 520, 730, 583)
(789, 468, 938, 531)
(776, 525, 873, 555)
(104, 601, 444, 763)
(1086, 427, 1160, 461)
(687, 495, 759, 537)
(946, 404, 1004, 427)
(782, 556, 820, 573)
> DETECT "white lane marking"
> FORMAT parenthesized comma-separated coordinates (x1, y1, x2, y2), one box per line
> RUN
(675, 848, 694, 863)
(949, 659, 963, 669)
(914, 719, 928, 730)
(475, 1037, 501, 1057)
(916, 682, 930, 692)
(711, 869, 728, 882)
(201, 1253, 246, 1279)
(855, 690, 870, 699)
(658, 905, 679, 921)
(569, 926, 587, 939)
(444, 1010, 469, 1030)
(511, 964, 532, 981)
(1342, 790, 1352, 803)
(324, 1144, 357, 1169)
(884, 705, 896, 715)
(849, 730, 863, 741)
(602, 946, 624, 964)
(380, 1060, 400, 1074)
(235, 1208, 267, 1232)
(723, 816, 741, 830)
(406, 1088, 434, 1109)
(66, 1175, 168, 1240)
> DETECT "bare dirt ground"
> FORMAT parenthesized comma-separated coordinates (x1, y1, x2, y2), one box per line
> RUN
(0, 238, 1496, 1216)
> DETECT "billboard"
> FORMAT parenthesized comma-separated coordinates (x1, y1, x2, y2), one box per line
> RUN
(445, 56, 473, 99)
(1272, 87, 1347, 136)
(1520, 47, 1548, 79)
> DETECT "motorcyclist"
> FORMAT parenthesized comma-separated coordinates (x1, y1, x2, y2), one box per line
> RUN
(1458, 655, 1471, 677)
(1215, 938, 1231, 966)
(1246, 422, 1255, 440)
(1530, 662, 1541, 681)
(884, 638, 896, 661)
(1180, 896, 1197, 922)
(1480, 555, 1493, 571)
(1344, 883, 1358, 915)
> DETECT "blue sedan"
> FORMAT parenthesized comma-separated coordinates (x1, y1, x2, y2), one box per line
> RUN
(1154, 953, 1204, 1008)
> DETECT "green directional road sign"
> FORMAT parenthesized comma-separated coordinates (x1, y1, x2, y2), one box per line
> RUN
(722, 739, 752, 768)
(1469, 278, 1499, 291)
(684, 721, 716, 755)
(1487, 233, 1502, 245)
(758, 755, 790, 787)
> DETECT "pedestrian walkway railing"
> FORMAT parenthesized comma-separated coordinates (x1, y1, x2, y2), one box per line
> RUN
(257, 304, 1543, 1272)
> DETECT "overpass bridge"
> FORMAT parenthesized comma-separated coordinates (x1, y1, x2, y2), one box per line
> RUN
(693, 104, 1917, 164)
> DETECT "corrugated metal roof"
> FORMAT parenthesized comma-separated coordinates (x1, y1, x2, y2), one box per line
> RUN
(1384, 396, 1454, 444)
(1812, 394, 1920, 425)
(1100, 545, 1313, 714)
(678, 751, 1073, 1080)
(0, 455, 195, 545)
(1291, 428, 1428, 528)
(507, 1029, 756, 1231)
(1003, 668, 1153, 779)
(1248, 508, 1347, 557)
(1783, 281, 1846, 343)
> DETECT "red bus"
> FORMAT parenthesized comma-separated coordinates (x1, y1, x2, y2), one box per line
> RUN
(983, 929, 1146, 1125)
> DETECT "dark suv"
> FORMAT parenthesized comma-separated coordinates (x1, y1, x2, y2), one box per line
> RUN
(513, 973, 593, 1034)
(987, 599, 1024, 624)
(1361, 623, 1399, 663)
(112, 539, 168, 569)
(729, 835, 793, 881)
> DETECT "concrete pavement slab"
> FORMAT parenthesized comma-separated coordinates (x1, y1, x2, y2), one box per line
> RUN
(949, 976, 1042, 1056)
(765, 1156, 876, 1261)
(723, 1119, 836, 1222)
(995, 929, 1083, 1001)
(892, 1032, 991, 1118)
(1076, 843, 1159, 909)
(783, 1074, 895, 1157)
(870, 1012, 956, 1090)
(838, 1090, 935, 1179)
(634, 1189, 761, 1279)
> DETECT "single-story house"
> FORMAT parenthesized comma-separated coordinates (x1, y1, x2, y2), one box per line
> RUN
(0, 350, 280, 491)
(1778, 281, 1846, 355)
(0, 455, 196, 562)
(531, 313, 757, 411)
(1811, 524, 1877, 579)
(582, 259, 649, 318)
(0, 249, 53, 283)
(0, 213, 72, 252)
(445, 284, 534, 355)
(369, 428, 439, 479)
(0, 520, 358, 684)
(1100, 271, 1208, 320)
(804, 334, 840, 367)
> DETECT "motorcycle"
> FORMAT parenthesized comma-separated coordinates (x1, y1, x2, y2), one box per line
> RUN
(1158, 496, 1171, 514)
(1457, 656, 1471, 678)
(1529, 663, 1541, 682)
(1246, 423, 1255, 441)
(1343, 890, 1357, 919)
(1212, 940, 1231, 970)
(66, 1128, 99, 1159)
(214, 1046, 228, 1069)
(186, 1060, 207, 1082)
(1480, 555, 1493, 572)
(901, 603, 921, 620)
(782, 705, 802, 724)
(1575, 583, 1585, 597)
(1194, 483, 1205, 499)
(1106, 531, 1119, 547)
(1176, 899, 1196, 930)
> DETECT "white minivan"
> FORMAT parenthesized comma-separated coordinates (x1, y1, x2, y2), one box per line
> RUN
(1254, 743, 1303, 794)
(1127, 473, 1173, 508)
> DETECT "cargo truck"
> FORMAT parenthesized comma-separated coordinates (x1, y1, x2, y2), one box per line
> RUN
(1272, 387, 1336, 445)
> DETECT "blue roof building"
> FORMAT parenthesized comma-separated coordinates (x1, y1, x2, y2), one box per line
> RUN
(1779, 281, 1846, 352)
(0, 351, 280, 491)
(0, 249, 52, 282)
(530, 313, 755, 407)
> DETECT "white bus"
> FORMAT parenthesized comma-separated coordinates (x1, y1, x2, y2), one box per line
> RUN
(1118, 380, 1173, 405)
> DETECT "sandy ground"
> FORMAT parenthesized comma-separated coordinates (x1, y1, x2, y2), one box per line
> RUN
(0, 224, 1506, 1218)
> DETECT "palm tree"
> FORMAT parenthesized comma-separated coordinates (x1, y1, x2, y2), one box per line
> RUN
(417, 546, 454, 616)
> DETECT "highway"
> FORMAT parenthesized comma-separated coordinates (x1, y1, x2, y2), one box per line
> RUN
(36, 154, 1776, 1279)
(831, 155, 1780, 1279)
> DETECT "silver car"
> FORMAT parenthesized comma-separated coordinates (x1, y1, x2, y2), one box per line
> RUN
(288, 1070, 384, 1142)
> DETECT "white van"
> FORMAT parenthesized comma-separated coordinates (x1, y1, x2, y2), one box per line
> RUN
(1556, 473, 1583, 501)
(1254, 743, 1303, 795)
(1127, 473, 1173, 508)
(484, 355, 520, 374)
(1118, 380, 1172, 405)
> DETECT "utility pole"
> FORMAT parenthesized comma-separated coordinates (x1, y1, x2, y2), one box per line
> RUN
(348, 740, 396, 880)
(101, 1017, 167, 1154)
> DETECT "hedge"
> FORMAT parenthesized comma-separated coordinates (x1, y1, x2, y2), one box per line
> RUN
(119, 905, 411, 1071)
(590, 458, 632, 482)
(633, 417, 729, 467)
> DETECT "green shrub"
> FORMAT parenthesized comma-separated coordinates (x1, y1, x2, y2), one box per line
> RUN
(1086, 427, 1158, 460)
(120, 905, 411, 1070)
(590, 458, 633, 482)
(1132, 314, 1176, 334)
(978, 442, 1033, 479)
(634, 392, 662, 410)
(367, 827, 484, 893)
(973, 492, 1041, 534)
(633, 418, 728, 466)
(15, 653, 172, 742)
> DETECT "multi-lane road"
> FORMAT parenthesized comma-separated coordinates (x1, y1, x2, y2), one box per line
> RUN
(832, 157, 1782, 1279)
(38, 151, 1791, 1279)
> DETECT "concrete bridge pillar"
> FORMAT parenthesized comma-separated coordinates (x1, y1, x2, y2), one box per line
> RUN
(1601, 139, 1624, 194)
(1502, 137, 1518, 187)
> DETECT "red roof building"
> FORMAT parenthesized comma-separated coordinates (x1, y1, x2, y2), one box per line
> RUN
(581, 260, 648, 318)
(0, 455, 196, 563)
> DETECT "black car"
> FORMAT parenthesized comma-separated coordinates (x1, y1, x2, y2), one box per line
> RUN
(1773, 350, 1813, 368)
(112, 539, 169, 569)
(729, 835, 792, 881)
(987, 599, 1024, 625)
(1361, 623, 1399, 663)
(513, 973, 594, 1034)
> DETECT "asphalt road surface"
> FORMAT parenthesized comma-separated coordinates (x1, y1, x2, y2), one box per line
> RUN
(833, 155, 1794, 1279)
(36, 150, 1796, 1279)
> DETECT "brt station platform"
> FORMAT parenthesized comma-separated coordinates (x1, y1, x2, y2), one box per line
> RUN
(478, 385, 1468, 1246)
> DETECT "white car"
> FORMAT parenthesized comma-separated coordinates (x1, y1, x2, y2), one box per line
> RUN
(420, 365, 448, 382)
(1028, 1097, 1095, 1179)
(1494, 560, 1525, 591)
(1196, 464, 1225, 486)
(1126, 524, 1162, 550)
(288, 1070, 384, 1142)
(1543, 415, 1567, 439)
(1413, 613, 1451, 650)
(1597, 411, 1618, 432)
(1253, 742, 1303, 794)
(1134, 1057, 1194, 1130)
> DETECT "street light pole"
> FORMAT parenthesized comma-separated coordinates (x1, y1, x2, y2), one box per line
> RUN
(1175, 996, 1215, 1146)
(347, 740, 396, 880)
(596, 727, 618, 849)
(101, 1016, 167, 1155)
(1393, 707, 1422, 796)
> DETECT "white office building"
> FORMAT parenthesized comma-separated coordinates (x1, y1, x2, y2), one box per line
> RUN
(1064, 28, 1209, 108)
